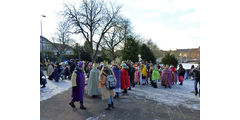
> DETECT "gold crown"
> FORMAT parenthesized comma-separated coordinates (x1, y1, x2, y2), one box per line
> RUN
(103, 60, 108, 67)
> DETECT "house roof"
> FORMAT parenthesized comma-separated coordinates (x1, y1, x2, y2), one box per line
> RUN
(40, 36, 73, 50)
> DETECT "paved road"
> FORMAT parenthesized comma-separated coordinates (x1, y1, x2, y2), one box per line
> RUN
(41, 89, 200, 120)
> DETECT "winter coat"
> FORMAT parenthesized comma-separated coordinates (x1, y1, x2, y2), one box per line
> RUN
(129, 66, 135, 82)
(64, 67, 71, 76)
(178, 67, 185, 76)
(152, 68, 160, 81)
(69, 62, 76, 73)
(193, 67, 200, 81)
(47, 65, 54, 76)
(86, 67, 101, 96)
(161, 68, 173, 87)
(98, 68, 116, 100)
(53, 68, 60, 81)
(120, 68, 130, 90)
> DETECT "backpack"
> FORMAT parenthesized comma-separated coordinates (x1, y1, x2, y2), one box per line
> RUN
(106, 74, 116, 90)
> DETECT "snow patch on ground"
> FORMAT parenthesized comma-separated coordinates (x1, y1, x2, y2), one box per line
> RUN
(178, 63, 198, 69)
(40, 79, 72, 101)
(40, 71, 72, 101)
(129, 80, 200, 110)
(86, 116, 99, 120)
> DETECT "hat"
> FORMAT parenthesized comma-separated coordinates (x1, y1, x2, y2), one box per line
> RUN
(78, 61, 83, 68)
(103, 61, 108, 67)
(122, 63, 127, 68)
(93, 63, 97, 67)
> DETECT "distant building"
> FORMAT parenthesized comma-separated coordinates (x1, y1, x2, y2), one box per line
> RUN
(163, 47, 200, 63)
(40, 36, 74, 56)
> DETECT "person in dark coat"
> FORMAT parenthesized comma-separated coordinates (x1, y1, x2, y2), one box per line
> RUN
(128, 63, 135, 89)
(69, 61, 87, 110)
(178, 64, 185, 85)
(189, 65, 195, 80)
(40, 67, 47, 88)
(64, 65, 71, 79)
(69, 59, 76, 75)
(53, 62, 61, 82)
(193, 64, 200, 96)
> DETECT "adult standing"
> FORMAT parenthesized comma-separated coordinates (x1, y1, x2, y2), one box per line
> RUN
(189, 65, 195, 80)
(151, 65, 160, 88)
(141, 64, 147, 85)
(134, 63, 140, 85)
(193, 63, 200, 96)
(69, 59, 76, 75)
(86, 63, 101, 97)
(112, 63, 121, 98)
(178, 64, 185, 85)
(120, 63, 130, 93)
(170, 65, 177, 85)
(128, 62, 135, 89)
(98, 61, 117, 110)
(161, 65, 173, 88)
(47, 62, 54, 80)
(69, 61, 87, 110)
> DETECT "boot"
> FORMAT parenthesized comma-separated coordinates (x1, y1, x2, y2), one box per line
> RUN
(80, 102, 86, 110)
(179, 82, 183, 85)
(111, 102, 115, 109)
(195, 91, 198, 96)
(123, 89, 127, 94)
(41, 85, 46, 88)
(105, 104, 111, 110)
(114, 93, 119, 99)
(69, 101, 76, 108)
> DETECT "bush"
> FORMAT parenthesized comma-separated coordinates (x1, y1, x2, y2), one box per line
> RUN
(161, 53, 178, 68)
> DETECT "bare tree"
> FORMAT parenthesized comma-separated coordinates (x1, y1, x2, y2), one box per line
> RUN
(62, 0, 122, 62)
(101, 18, 134, 60)
(52, 20, 74, 61)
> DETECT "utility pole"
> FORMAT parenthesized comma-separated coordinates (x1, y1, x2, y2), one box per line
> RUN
(40, 15, 46, 59)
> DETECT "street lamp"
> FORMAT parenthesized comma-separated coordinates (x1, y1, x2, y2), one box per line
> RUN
(40, 15, 46, 36)
(138, 54, 142, 62)
(40, 15, 46, 59)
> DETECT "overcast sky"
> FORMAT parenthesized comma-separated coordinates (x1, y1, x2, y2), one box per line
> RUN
(40, 0, 200, 50)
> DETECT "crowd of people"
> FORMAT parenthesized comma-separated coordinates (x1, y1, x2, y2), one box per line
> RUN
(40, 59, 200, 111)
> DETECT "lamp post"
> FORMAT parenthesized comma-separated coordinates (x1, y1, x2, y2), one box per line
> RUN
(40, 15, 46, 59)
(138, 54, 142, 62)
(40, 15, 46, 36)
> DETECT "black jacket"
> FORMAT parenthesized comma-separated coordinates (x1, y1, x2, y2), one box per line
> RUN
(193, 67, 200, 81)
(178, 67, 185, 76)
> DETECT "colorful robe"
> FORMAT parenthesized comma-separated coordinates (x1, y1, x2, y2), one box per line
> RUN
(134, 69, 140, 84)
(161, 69, 173, 87)
(120, 68, 130, 90)
(71, 69, 85, 102)
(112, 66, 121, 93)
(86, 67, 101, 96)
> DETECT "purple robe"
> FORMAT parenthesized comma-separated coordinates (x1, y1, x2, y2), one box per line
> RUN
(112, 67, 121, 89)
(71, 70, 85, 102)
(161, 69, 173, 87)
